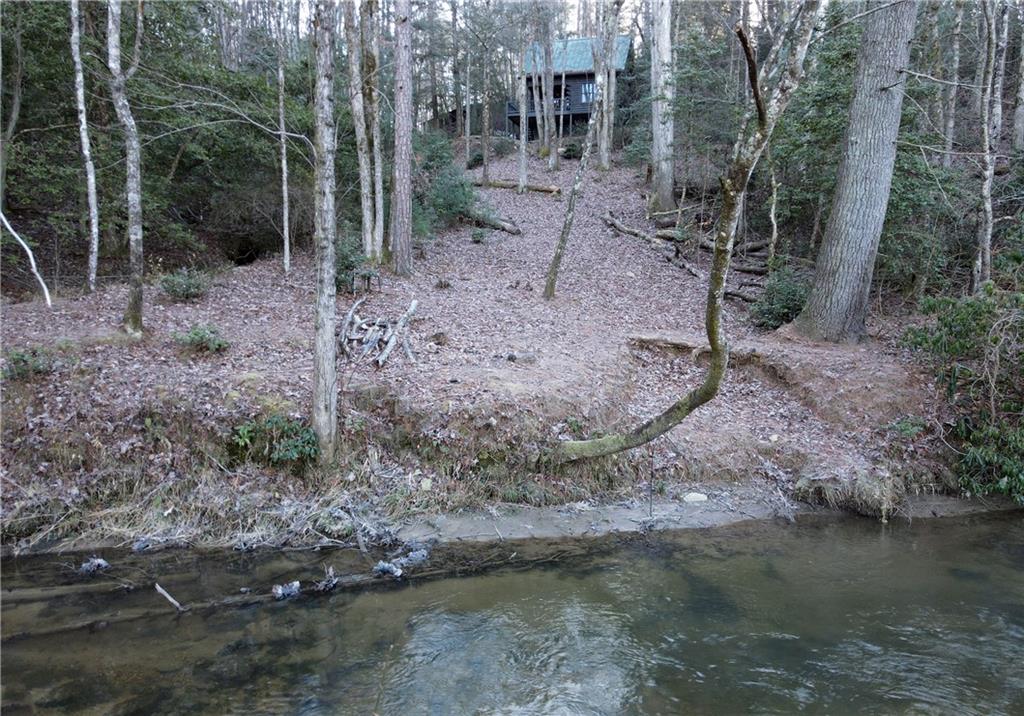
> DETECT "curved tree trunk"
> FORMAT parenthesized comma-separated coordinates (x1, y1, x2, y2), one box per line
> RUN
(276, 0, 291, 273)
(649, 0, 674, 213)
(795, 0, 917, 343)
(555, 2, 822, 462)
(389, 0, 413, 276)
(344, 2, 375, 261)
(106, 0, 144, 337)
(311, 0, 338, 462)
(71, 0, 100, 292)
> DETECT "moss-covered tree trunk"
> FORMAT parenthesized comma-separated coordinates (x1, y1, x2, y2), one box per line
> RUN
(554, 1, 823, 463)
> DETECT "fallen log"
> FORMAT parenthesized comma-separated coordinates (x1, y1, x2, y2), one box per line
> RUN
(461, 208, 522, 235)
(473, 178, 561, 195)
(376, 300, 417, 367)
(604, 212, 767, 262)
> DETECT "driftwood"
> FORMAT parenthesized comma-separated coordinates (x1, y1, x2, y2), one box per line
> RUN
(473, 178, 561, 195)
(339, 298, 417, 367)
(461, 208, 521, 235)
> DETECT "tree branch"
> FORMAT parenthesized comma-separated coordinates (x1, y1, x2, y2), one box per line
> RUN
(735, 24, 766, 127)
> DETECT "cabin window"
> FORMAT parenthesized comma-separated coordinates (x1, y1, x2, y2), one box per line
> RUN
(581, 82, 595, 104)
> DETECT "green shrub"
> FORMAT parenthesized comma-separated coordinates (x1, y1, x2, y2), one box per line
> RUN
(907, 284, 1024, 503)
(562, 141, 584, 160)
(174, 324, 229, 353)
(751, 266, 809, 329)
(466, 151, 484, 169)
(471, 228, 487, 244)
(160, 268, 210, 302)
(2, 348, 54, 381)
(492, 136, 515, 157)
(335, 234, 366, 292)
(412, 131, 476, 237)
(231, 413, 319, 473)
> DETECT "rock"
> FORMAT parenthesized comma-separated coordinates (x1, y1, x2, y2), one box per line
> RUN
(373, 561, 404, 579)
(683, 492, 708, 504)
(398, 549, 429, 568)
(272, 581, 300, 600)
(78, 556, 110, 575)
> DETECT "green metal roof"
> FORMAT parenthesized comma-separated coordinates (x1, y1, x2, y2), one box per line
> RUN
(524, 36, 631, 75)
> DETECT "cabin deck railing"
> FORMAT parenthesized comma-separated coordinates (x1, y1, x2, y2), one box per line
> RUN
(507, 97, 575, 117)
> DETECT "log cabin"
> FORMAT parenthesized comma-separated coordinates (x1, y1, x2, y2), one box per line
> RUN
(507, 35, 633, 140)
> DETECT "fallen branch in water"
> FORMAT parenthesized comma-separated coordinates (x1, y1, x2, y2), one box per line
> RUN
(155, 582, 188, 612)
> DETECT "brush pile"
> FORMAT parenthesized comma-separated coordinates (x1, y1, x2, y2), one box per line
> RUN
(339, 298, 418, 367)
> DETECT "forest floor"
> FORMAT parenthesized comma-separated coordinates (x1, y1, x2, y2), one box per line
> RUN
(1, 154, 955, 552)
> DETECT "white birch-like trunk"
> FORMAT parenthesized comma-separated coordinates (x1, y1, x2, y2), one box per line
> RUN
(71, 0, 100, 292)
(942, 2, 963, 168)
(482, 45, 492, 183)
(990, 2, 1010, 146)
(1015, 9, 1024, 151)
(650, 0, 674, 213)
(465, 51, 472, 169)
(517, 39, 529, 193)
(311, 0, 338, 461)
(390, 0, 413, 276)
(359, 0, 385, 260)
(344, 2, 375, 260)
(107, 0, 144, 336)
(973, 0, 998, 292)
(276, 0, 291, 273)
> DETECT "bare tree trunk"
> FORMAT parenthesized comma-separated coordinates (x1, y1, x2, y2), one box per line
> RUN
(361, 0, 385, 260)
(604, 51, 617, 165)
(311, 0, 338, 462)
(796, 0, 917, 343)
(649, 0, 674, 213)
(943, 1, 964, 168)
(555, 3, 822, 462)
(990, 1, 1010, 146)
(390, 0, 413, 276)
(544, 0, 623, 300)
(543, 17, 558, 169)
(558, 44, 567, 144)
(973, 0, 998, 292)
(465, 51, 473, 168)
(71, 0, 100, 292)
(482, 40, 492, 183)
(517, 38, 529, 192)
(451, 0, 463, 138)
(344, 2, 375, 261)
(0, 18, 23, 212)
(276, 0, 291, 274)
(107, 0, 144, 337)
(531, 53, 544, 147)
(1015, 7, 1024, 151)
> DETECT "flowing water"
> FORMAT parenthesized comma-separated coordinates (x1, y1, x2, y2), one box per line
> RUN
(3, 512, 1023, 715)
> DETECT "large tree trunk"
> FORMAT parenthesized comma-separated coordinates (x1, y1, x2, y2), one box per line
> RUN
(942, 1, 963, 168)
(1015, 9, 1024, 151)
(451, 0, 463, 138)
(71, 0, 100, 292)
(543, 0, 622, 300)
(276, 0, 291, 274)
(531, 56, 544, 147)
(311, 0, 338, 462)
(389, 0, 413, 276)
(517, 37, 529, 192)
(361, 0, 385, 260)
(973, 0, 999, 292)
(107, 0, 144, 337)
(344, 2, 375, 261)
(555, 3, 822, 462)
(795, 0, 917, 343)
(649, 0, 674, 213)
(603, 50, 617, 169)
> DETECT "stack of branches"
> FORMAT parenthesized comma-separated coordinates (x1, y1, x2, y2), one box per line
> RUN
(339, 298, 418, 368)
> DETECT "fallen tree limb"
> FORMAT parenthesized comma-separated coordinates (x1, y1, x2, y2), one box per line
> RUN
(376, 300, 417, 367)
(461, 208, 522, 235)
(1, 211, 53, 307)
(473, 178, 561, 195)
(603, 212, 768, 261)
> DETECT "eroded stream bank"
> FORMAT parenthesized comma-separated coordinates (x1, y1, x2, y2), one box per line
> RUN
(3, 508, 1023, 714)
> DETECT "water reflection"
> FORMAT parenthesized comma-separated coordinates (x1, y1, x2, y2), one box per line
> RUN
(3, 512, 1023, 715)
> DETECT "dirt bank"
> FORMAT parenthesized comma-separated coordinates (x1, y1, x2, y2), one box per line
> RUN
(2, 154, 956, 552)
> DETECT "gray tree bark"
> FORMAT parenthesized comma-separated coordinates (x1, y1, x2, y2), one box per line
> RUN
(0, 18, 23, 213)
(107, 0, 144, 337)
(311, 0, 338, 462)
(360, 0, 384, 260)
(1015, 6, 1024, 151)
(973, 0, 998, 292)
(649, 0, 674, 213)
(276, 0, 291, 274)
(71, 0, 100, 292)
(990, 1, 1010, 146)
(942, 1, 964, 168)
(517, 37, 529, 192)
(795, 0, 917, 343)
(389, 0, 414, 276)
(344, 2, 375, 261)
(451, 0, 463, 139)
(543, 17, 557, 169)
